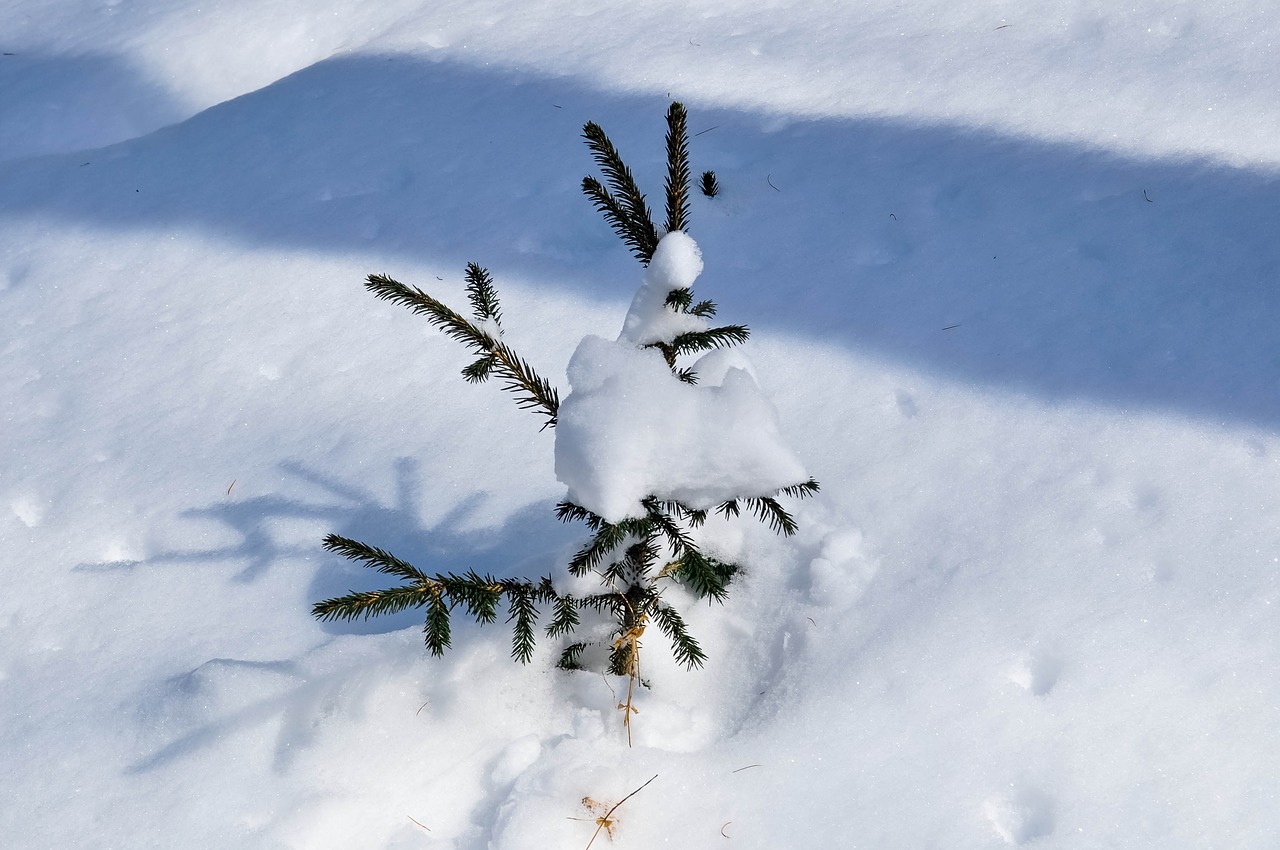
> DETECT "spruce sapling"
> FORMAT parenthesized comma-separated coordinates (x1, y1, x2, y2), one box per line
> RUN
(315, 103, 818, 721)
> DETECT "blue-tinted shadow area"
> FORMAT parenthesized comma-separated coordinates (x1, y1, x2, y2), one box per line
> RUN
(0, 52, 186, 162)
(2, 53, 1279, 427)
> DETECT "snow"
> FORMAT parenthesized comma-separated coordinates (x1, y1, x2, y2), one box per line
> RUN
(555, 330, 807, 522)
(556, 231, 806, 521)
(3, 1, 1280, 848)
(618, 232, 706, 346)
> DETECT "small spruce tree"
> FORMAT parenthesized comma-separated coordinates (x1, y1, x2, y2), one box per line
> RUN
(315, 103, 817, 718)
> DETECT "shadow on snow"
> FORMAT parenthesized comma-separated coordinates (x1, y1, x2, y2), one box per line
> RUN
(2, 53, 1278, 429)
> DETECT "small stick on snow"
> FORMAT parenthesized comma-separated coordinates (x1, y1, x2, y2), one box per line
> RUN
(694, 125, 720, 137)
(408, 816, 431, 831)
(1143, 189, 1154, 203)
(582, 775, 658, 850)
(721, 822, 733, 838)
(731, 764, 762, 773)
(226, 478, 236, 495)
(766, 175, 780, 192)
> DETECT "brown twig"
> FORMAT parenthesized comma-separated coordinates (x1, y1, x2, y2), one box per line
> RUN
(731, 764, 762, 773)
(583, 774, 659, 850)
(408, 815, 431, 831)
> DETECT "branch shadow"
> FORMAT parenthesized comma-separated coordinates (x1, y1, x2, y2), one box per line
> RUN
(110, 455, 580, 775)
(76, 456, 579, 633)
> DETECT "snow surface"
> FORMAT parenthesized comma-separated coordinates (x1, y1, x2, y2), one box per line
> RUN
(3, 1, 1280, 848)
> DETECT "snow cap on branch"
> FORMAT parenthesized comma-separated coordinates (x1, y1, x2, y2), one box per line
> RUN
(620, 231, 708, 346)
(555, 234, 807, 522)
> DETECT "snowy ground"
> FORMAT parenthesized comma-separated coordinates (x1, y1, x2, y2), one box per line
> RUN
(3, 2, 1279, 848)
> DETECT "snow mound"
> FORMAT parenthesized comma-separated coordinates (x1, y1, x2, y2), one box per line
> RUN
(554, 234, 807, 522)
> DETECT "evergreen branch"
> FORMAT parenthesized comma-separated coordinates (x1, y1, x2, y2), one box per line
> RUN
(582, 122, 654, 230)
(583, 591, 629, 614)
(663, 101, 691, 234)
(777, 478, 821, 499)
(582, 177, 653, 264)
(608, 639, 634, 678)
(608, 539, 661, 585)
(670, 549, 735, 602)
(582, 122, 638, 200)
(652, 603, 707, 669)
(464, 263, 502, 325)
(506, 584, 540, 663)
(424, 592, 452, 656)
(581, 121, 659, 262)
(675, 367, 699, 385)
(641, 497, 696, 555)
(744, 496, 799, 536)
(312, 584, 436, 623)
(555, 501, 607, 530)
(568, 518, 651, 576)
(533, 576, 561, 604)
(461, 355, 497, 384)
(557, 642, 588, 670)
(322, 534, 430, 583)
(438, 572, 503, 624)
(627, 538, 662, 571)
(364, 273, 559, 428)
(715, 499, 740, 519)
(643, 341, 680, 370)
(699, 170, 719, 199)
(689, 300, 717, 318)
(601, 557, 629, 586)
(545, 593, 580, 638)
(365, 274, 491, 351)
(661, 499, 707, 528)
(670, 325, 751, 356)
(490, 342, 560, 429)
(664, 288, 693, 311)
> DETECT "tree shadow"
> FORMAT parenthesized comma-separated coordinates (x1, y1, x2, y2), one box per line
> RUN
(110, 455, 580, 775)
(76, 456, 579, 636)
(0, 51, 186, 162)
(3, 53, 1279, 427)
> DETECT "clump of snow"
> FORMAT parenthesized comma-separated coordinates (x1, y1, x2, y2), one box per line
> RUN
(555, 335, 806, 522)
(618, 231, 707, 346)
(555, 233, 806, 522)
(474, 316, 503, 344)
